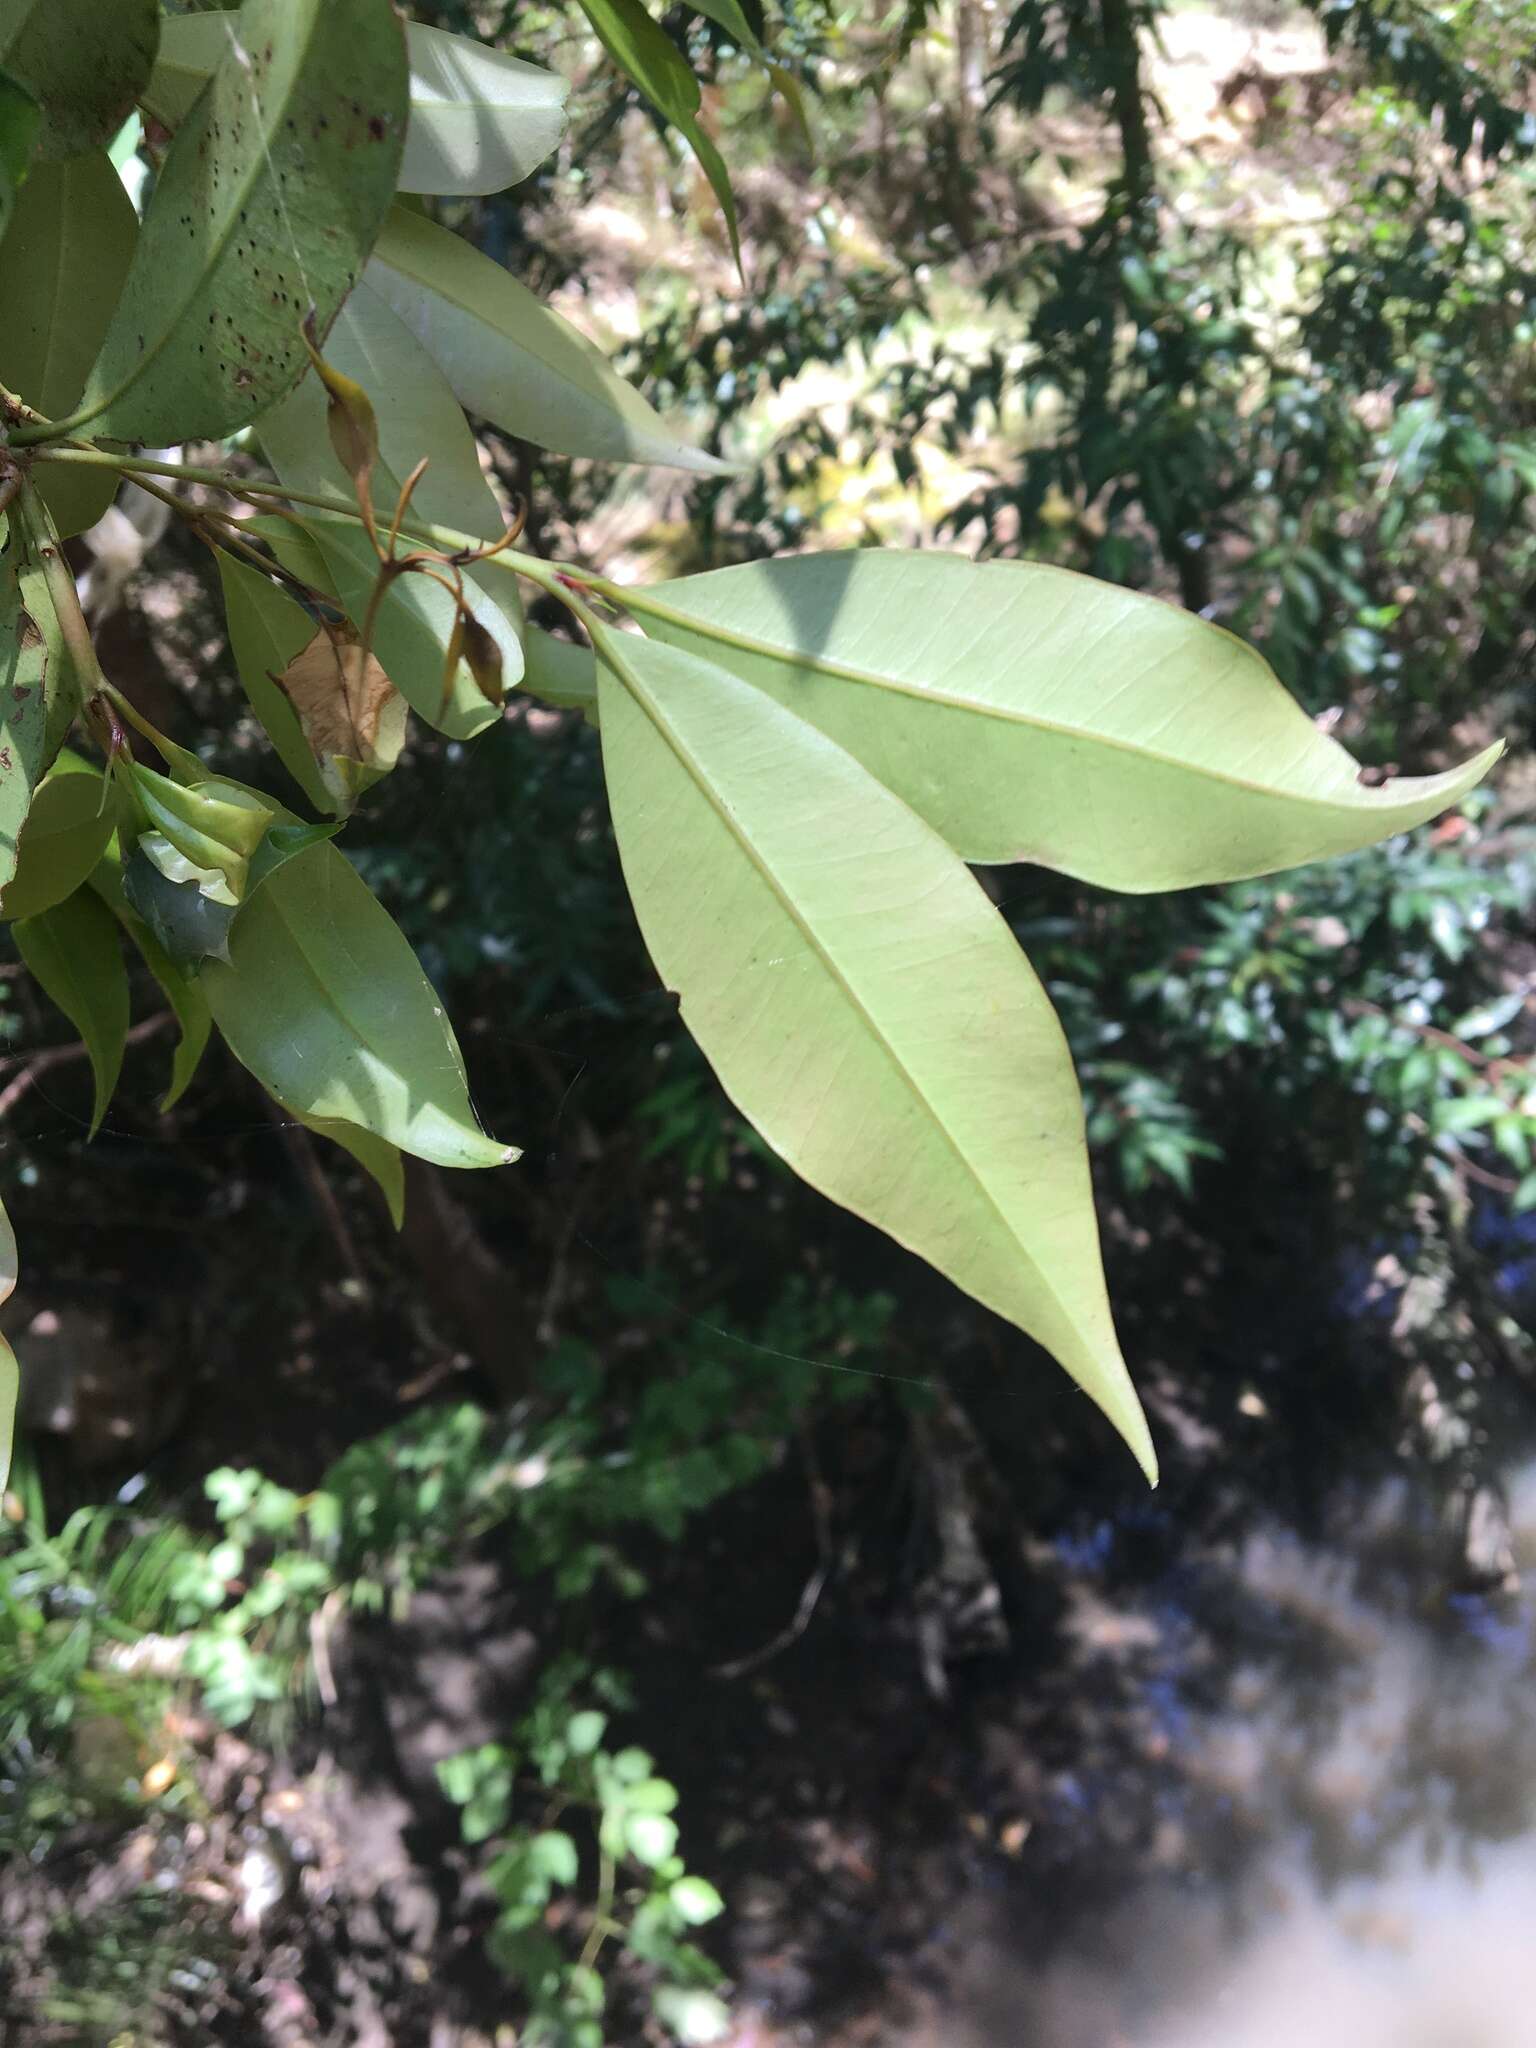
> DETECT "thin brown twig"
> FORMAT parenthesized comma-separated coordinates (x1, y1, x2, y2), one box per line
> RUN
(0, 1014, 173, 1119)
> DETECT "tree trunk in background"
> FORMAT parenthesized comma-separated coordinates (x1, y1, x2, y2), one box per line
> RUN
(1101, 0, 1154, 209)
(399, 1161, 533, 1403)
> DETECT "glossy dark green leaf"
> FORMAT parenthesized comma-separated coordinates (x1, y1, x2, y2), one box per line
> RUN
(0, 0, 157, 161)
(89, 850, 212, 1111)
(15, 885, 129, 1135)
(1, 771, 113, 921)
(691, 1, 763, 49)
(201, 839, 517, 1170)
(0, 151, 137, 535)
(78, 0, 407, 444)
(121, 847, 238, 967)
(0, 70, 38, 234)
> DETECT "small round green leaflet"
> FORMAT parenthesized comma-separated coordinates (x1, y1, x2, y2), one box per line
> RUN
(594, 626, 1157, 1482)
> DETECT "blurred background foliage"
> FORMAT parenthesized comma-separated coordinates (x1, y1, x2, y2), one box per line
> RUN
(5, 1, 1536, 2042)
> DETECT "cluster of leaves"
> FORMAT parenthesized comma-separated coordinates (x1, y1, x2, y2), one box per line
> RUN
(0, 7, 1506, 1532)
(438, 1691, 731, 2048)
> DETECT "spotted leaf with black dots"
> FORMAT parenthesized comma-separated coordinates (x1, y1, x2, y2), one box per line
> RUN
(77, 0, 407, 445)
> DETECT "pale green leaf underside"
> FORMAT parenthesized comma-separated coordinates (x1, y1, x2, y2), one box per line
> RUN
(15, 886, 129, 1136)
(0, 151, 137, 535)
(262, 276, 510, 540)
(201, 839, 515, 1171)
(523, 627, 598, 723)
(256, 275, 524, 734)
(81, 0, 407, 444)
(145, 15, 566, 198)
(639, 553, 1501, 892)
(367, 204, 734, 474)
(596, 629, 1155, 1480)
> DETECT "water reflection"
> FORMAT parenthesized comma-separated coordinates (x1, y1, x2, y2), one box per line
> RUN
(883, 1458, 1536, 2048)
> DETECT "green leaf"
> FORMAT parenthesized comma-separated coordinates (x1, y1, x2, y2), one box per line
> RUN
(216, 555, 336, 815)
(256, 273, 528, 670)
(129, 765, 273, 905)
(0, 555, 72, 907)
(276, 1095, 405, 1227)
(262, 276, 516, 539)
(88, 845, 213, 1109)
(596, 629, 1155, 1480)
(631, 554, 1501, 892)
(0, 0, 157, 161)
(565, 1709, 606, 1755)
(285, 512, 513, 743)
(15, 886, 129, 1136)
(625, 1810, 679, 1867)
(146, 15, 567, 198)
(120, 849, 238, 967)
(0, 1186, 15, 1493)
(577, 0, 740, 270)
(529, 1830, 579, 1886)
(1, 771, 114, 921)
(398, 22, 566, 195)
(581, 0, 741, 268)
(0, 150, 138, 534)
(691, 1, 765, 55)
(652, 1987, 731, 2045)
(670, 1876, 725, 1925)
(367, 204, 733, 473)
(0, 71, 38, 236)
(200, 838, 517, 1170)
(77, 0, 408, 444)
(523, 626, 599, 724)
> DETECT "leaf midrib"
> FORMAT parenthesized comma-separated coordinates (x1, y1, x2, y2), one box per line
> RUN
(629, 587, 1444, 819)
(601, 630, 1095, 1365)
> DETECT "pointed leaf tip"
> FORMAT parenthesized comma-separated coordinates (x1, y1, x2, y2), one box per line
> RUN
(634, 554, 1503, 891)
(595, 627, 1155, 1471)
